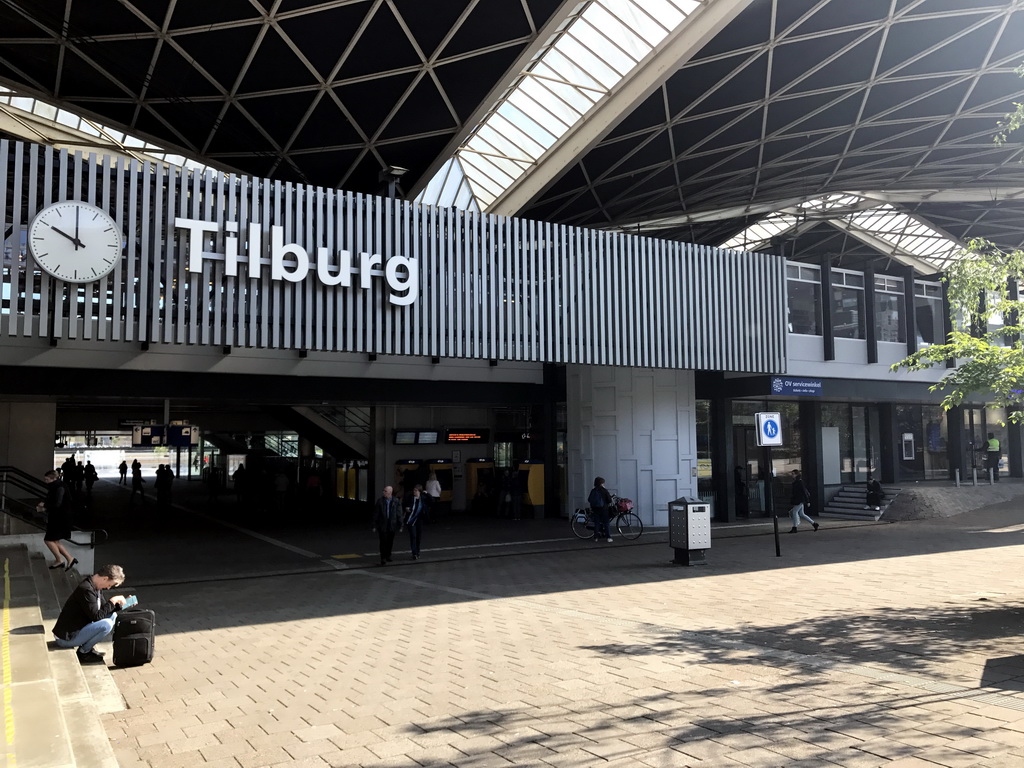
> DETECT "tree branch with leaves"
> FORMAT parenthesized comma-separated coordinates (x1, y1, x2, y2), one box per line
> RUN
(892, 240, 1024, 422)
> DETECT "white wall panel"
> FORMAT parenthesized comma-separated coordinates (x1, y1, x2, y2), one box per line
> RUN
(567, 364, 697, 526)
(1, 140, 786, 373)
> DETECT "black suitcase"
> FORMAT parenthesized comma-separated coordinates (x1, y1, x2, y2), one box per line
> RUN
(112, 608, 155, 667)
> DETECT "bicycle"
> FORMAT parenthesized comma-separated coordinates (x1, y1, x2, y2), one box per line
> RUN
(571, 494, 643, 540)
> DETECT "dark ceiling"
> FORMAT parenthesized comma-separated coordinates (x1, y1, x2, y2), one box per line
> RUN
(1, 0, 1023, 253)
(0, 0, 567, 193)
(522, 0, 1024, 250)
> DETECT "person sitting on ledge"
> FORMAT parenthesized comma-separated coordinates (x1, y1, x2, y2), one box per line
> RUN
(52, 564, 131, 664)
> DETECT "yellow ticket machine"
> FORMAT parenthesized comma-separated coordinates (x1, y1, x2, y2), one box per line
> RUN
(394, 459, 423, 502)
(426, 460, 454, 509)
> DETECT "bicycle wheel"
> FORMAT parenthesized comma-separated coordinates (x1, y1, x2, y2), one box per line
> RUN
(616, 512, 643, 540)
(570, 508, 595, 539)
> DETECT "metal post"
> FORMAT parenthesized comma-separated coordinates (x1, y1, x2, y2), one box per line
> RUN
(972, 467, 978, 486)
(955, 467, 960, 487)
(764, 445, 780, 557)
(989, 467, 994, 485)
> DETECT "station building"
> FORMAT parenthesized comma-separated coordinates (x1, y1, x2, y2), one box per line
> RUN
(1, 0, 1023, 526)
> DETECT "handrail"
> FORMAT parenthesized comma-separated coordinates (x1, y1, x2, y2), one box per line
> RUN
(0, 467, 107, 548)
(312, 406, 371, 434)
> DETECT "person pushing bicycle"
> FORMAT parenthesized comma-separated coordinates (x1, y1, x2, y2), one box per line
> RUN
(588, 476, 613, 543)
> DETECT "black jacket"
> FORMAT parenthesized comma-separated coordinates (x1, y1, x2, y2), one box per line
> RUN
(44, 479, 68, 512)
(789, 477, 809, 506)
(372, 496, 403, 532)
(52, 577, 120, 640)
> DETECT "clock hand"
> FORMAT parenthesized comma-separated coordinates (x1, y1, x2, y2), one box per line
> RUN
(48, 224, 85, 249)
(75, 207, 80, 250)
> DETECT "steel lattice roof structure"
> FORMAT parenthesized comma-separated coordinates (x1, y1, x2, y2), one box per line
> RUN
(1, 0, 1023, 268)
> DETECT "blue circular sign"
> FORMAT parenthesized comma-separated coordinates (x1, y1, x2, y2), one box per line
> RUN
(762, 419, 779, 439)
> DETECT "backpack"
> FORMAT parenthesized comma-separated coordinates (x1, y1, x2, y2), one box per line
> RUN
(587, 487, 605, 508)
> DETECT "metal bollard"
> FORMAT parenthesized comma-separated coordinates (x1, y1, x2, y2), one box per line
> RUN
(972, 467, 978, 486)
(955, 468, 960, 487)
(990, 467, 995, 485)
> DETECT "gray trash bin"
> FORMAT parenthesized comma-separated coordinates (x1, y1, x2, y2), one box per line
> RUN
(668, 497, 711, 565)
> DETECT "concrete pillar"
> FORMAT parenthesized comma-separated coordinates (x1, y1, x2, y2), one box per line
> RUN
(368, 405, 387, 504)
(946, 405, 965, 482)
(1007, 411, 1022, 479)
(878, 403, 897, 484)
(0, 402, 56, 474)
(800, 400, 823, 509)
(710, 397, 734, 522)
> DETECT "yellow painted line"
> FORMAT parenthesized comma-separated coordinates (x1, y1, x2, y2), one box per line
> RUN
(331, 554, 363, 560)
(3, 557, 14, 767)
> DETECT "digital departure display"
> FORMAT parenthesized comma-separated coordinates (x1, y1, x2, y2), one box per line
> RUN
(444, 428, 490, 443)
(417, 431, 439, 445)
(393, 431, 416, 445)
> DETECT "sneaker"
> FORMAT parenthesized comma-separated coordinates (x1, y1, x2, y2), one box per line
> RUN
(76, 650, 105, 664)
(607, 538, 613, 543)
(874, 507, 880, 511)
(812, 523, 819, 531)
(863, 505, 871, 510)
(789, 527, 798, 533)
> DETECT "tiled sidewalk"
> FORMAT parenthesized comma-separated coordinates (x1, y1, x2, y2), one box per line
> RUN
(102, 497, 1024, 767)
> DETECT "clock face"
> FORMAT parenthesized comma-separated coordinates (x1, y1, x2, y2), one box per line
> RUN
(28, 201, 123, 283)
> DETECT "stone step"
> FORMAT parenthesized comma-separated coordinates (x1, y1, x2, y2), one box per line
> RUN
(820, 507, 883, 521)
(1, 544, 76, 768)
(827, 500, 888, 510)
(28, 549, 122, 768)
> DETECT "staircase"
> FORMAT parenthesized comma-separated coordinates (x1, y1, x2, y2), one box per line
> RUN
(819, 484, 901, 521)
(2, 543, 121, 766)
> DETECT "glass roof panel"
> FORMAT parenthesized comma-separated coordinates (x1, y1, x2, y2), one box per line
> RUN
(419, 0, 705, 211)
(605, 0, 672, 42)
(0, 86, 218, 176)
(503, 92, 565, 144)
(581, 8, 647, 63)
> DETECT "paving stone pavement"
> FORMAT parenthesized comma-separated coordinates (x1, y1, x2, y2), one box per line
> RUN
(101, 496, 1024, 767)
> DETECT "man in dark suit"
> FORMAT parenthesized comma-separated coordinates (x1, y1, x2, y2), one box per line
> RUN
(372, 486, 403, 566)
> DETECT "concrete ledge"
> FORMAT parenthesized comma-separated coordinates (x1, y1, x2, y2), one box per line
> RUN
(25, 547, 123, 767)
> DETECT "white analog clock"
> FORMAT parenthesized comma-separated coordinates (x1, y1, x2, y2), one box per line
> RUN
(28, 200, 123, 283)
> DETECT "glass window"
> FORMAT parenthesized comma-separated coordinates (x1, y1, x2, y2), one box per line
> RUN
(874, 275, 906, 343)
(914, 280, 944, 345)
(787, 274, 821, 335)
(985, 290, 1006, 343)
(832, 270, 865, 339)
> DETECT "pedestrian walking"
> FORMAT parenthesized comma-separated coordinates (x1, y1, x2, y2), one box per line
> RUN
(788, 469, 818, 532)
(83, 461, 98, 499)
(372, 485, 403, 566)
(130, 465, 146, 506)
(404, 485, 427, 560)
(118, 460, 128, 485)
(38, 470, 77, 571)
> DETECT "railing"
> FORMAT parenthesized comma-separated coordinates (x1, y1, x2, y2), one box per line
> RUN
(0, 466, 108, 548)
(312, 406, 371, 435)
(263, 433, 299, 458)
